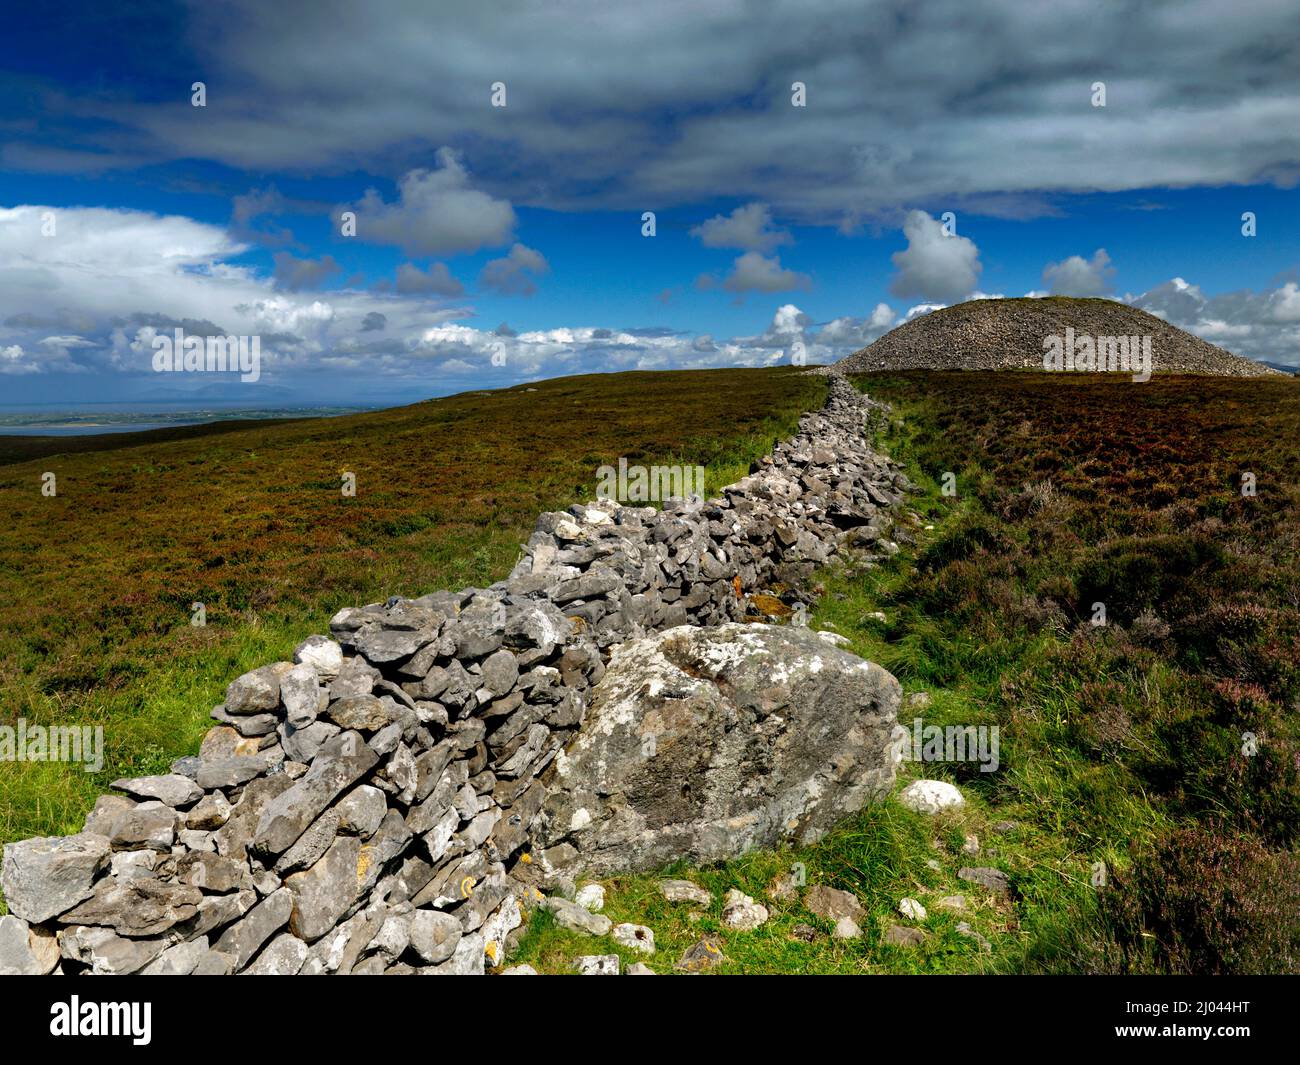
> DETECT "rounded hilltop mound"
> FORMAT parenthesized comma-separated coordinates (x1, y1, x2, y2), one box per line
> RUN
(836, 296, 1283, 377)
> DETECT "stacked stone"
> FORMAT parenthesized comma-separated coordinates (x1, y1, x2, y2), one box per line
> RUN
(0, 377, 911, 976)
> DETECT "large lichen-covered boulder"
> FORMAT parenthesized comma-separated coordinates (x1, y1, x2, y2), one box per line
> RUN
(532, 623, 901, 876)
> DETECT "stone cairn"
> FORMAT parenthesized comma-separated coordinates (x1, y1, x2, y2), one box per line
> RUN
(0, 378, 913, 976)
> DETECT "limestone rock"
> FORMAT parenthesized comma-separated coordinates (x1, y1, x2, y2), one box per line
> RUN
(833, 916, 862, 940)
(1, 832, 112, 923)
(899, 897, 927, 921)
(212, 887, 294, 971)
(898, 779, 964, 814)
(804, 885, 864, 924)
(536, 623, 899, 875)
(110, 773, 202, 808)
(294, 635, 344, 680)
(958, 866, 1012, 897)
(0, 915, 59, 975)
(285, 835, 362, 941)
(883, 924, 928, 947)
(252, 731, 377, 856)
(410, 909, 463, 964)
(543, 896, 612, 936)
(721, 889, 769, 931)
(244, 932, 309, 975)
(674, 935, 726, 972)
(574, 883, 605, 912)
(659, 879, 712, 907)
(611, 922, 655, 954)
(225, 664, 286, 715)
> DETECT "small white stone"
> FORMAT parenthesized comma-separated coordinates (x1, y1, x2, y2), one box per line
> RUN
(899, 897, 927, 921)
(611, 922, 656, 955)
(815, 630, 851, 647)
(575, 883, 606, 913)
(574, 954, 620, 975)
(832, 916, 861, 940)
(500, 964, 538, 975)
(625, 961, 656, 975)
(721, 889, 769, 932)
(898, 779, 965, 814)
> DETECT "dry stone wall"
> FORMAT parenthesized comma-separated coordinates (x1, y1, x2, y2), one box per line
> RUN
(0, 378, 913, 976)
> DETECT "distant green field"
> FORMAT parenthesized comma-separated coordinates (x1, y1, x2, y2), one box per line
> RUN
(0, 367, 825, 866)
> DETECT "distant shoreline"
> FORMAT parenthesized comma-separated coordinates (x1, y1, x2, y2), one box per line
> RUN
(0, 405, 374, 437)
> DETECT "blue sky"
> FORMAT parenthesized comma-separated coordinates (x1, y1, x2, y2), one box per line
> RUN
(2, 1, 1299, 406)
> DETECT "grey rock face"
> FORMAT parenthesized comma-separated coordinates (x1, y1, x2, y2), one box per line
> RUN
(62, 877, 203, 936)
(958, 866, 1013, 897)
(805, 885, 865, 924)
(1, 833, 112, 923)
(212, 887, 294, 971)
(110, 774, 203, 808)
(110, 801, 179, 852)
(244, 932, 309, 975)
(294, 635, 344, 680)
(541, 897, 612, 936)
(253, 731, 378, 856)
(285, 835, 362, 941)
(225, 664, 287, 714)
(0, 915, 59, 975)
(534, 623, 899, 875)
(280, 662, 324, 728)
(409, 909, 462, 964)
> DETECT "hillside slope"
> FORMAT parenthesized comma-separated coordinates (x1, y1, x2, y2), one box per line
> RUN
(837, 297, 1282, 377)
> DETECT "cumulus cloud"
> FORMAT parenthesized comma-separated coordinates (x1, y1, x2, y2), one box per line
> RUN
(691, 203, 791, 252)
(389, 262, 464, 297)
(699, 251, 811, 296)
(346, 149, 516, 257)
(0, 203, 871, 395)
(1130, 277, 1300, 368)
(230, 186, 295, 247)
(889, 211, 982, 304)
(272, 251, 342, 291)
(816, 302, 898, 348)
(0, 343, 35, 375)
(478, 244, 549, 296)
(1042, 248, 1114, 296)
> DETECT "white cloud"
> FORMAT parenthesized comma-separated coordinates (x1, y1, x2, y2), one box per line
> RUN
(346, 149, 516, 257)
(1131, 278, 1300, 368)
(700, 251, 811, 295)
(478, 244, 549, 296)
(392, 262, 464, 296)
(1269, 281, 1300, 321)
(691, 203, 791, 252)
(889, 210, 982, 304)
(1042, 248, 1114, 296)
(0, 343, 37, 375)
